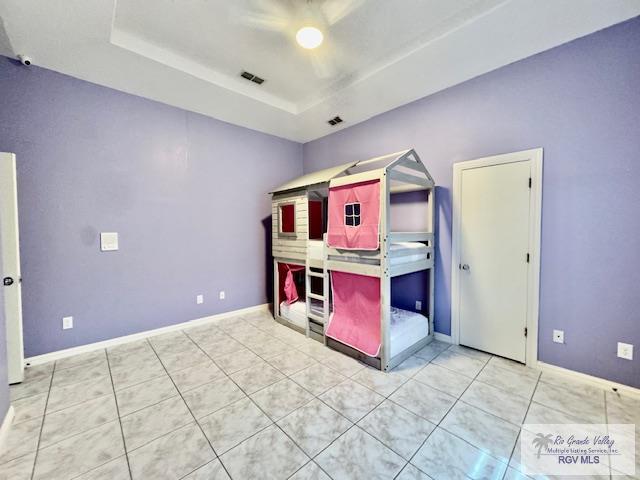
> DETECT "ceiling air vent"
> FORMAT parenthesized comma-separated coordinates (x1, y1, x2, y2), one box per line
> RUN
(240, 71, 265, 85)
(327, 116, 343, 126)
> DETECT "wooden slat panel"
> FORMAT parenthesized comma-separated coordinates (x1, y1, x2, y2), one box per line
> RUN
(273, 251, 306, 261)
(389, 232, 434, 243)
(272, 226, 308, 236)
(272, 238, 307, 247)
(389, 259, 433, 277)
(272, 244, 308, 251)
(273, 246, 307, 255)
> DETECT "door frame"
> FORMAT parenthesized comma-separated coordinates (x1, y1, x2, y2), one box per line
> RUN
(451, 148, 543, 367)
(0, 152, 25, 384)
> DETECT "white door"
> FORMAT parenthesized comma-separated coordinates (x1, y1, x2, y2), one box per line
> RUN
(458, 160, 531, 362)
(0, 152, 25, 384)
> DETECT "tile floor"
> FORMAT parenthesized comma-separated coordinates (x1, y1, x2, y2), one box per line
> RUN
(1, 311, 638, 480)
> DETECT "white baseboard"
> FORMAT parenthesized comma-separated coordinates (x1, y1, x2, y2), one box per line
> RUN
(537, 361, 640, 398)
(434, 332, 453, 344)
(0, 406, 15, 453)
(439, 335, 638, 396)
(25, 303, 271, 366)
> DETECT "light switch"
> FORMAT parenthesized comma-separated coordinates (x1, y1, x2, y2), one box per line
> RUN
(100, 232, 118, 251)
(63, 316, 73, 330)
(617, 342, 633, 360)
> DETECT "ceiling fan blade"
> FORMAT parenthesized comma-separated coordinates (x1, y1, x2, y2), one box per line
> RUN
(235, 12, 290, 32)
(319, 0, 364, 25)
(232, 0, 292, 32)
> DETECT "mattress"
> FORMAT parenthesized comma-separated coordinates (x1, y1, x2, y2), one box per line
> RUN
(327, 241, 428, 266)
(279, 300, 307, 329)
(279, 299, 324, 329)
(389, 307, 429, 357)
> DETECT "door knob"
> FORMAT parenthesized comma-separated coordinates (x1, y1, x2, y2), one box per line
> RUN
(461, 264, 470, 271)
(3, 277, 14, 286)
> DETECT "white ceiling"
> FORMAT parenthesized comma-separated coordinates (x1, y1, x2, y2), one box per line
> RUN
(1, 0, 639, 142)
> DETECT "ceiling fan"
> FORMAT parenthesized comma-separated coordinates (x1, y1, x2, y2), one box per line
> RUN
(233, 0, 365, 78)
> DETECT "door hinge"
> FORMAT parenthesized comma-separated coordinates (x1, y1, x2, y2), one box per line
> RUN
(524, 327, 528, 337)
(526, 253, 530, 263)
(528, 177, 532, 188)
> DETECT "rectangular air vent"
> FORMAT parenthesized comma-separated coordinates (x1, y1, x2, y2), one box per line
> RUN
(240, 71, 265, 85)
(327, 116, 343, 126)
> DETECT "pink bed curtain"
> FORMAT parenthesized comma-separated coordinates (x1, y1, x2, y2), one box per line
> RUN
(283, 264, 305, 304)
(327, 180, 380, 250)
(325, 271, 381, 357)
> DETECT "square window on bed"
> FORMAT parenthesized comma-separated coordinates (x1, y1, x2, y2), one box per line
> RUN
(345, 202, 361, 227)
(279, 203, 296, 234)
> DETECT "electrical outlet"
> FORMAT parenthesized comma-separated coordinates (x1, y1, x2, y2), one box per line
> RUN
(553, 329, 564, 344)
(63, 316, 73, 330)
(100, 232, 118, 251)
(415, 300, 422, 310)
(196, 294, 204, 305)
(219, 291, 225, 300)
(617, 342, 633, 360)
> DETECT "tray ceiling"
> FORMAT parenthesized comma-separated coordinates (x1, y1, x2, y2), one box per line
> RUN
(1, 0, 639, 142)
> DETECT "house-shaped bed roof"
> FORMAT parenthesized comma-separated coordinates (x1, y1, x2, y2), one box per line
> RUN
(270, 149, 434, 195)
(270, 160, 358, 194)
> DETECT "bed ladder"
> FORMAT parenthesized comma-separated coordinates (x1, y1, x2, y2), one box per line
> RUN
(305, 238, 330, 343)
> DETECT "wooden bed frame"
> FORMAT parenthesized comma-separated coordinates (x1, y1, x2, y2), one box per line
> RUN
(270, 149, 435, 371)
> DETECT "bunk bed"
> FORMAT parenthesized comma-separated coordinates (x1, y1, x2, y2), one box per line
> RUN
(270, 149, 435, 371)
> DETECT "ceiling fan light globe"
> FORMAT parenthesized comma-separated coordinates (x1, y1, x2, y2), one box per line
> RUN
(296, 26, 323, 49)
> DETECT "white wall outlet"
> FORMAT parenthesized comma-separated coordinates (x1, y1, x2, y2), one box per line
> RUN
(553, 329, 564, 344)
(415, 300, 422, 310)
(617, 342, 633, 360)
(62, 316, 73, 330)
(196, 294, 204, 305)
(100, 232, 118, 251)
(219, 291, 225, 300)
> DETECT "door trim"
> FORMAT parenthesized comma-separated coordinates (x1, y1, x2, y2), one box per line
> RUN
(0, 152, 25, 383)
(451, 148, 543, 367)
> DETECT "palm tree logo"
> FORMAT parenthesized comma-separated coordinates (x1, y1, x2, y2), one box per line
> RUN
(532, 433, 554, 459)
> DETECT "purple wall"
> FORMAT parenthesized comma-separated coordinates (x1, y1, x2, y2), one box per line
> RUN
(0, 56, 302, 357)
(304, 17, 640, 387)
(0, 224, 10, 419)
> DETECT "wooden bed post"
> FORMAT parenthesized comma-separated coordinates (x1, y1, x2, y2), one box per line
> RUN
(428, 187, 436, 340)
(380, 172, 391, 370)
(273, 257, 279, 320)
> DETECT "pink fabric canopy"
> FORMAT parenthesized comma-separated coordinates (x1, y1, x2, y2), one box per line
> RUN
(325, 271, 381, 357)
(327, 180, 380, 250)
(283, 264, 305, 304)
